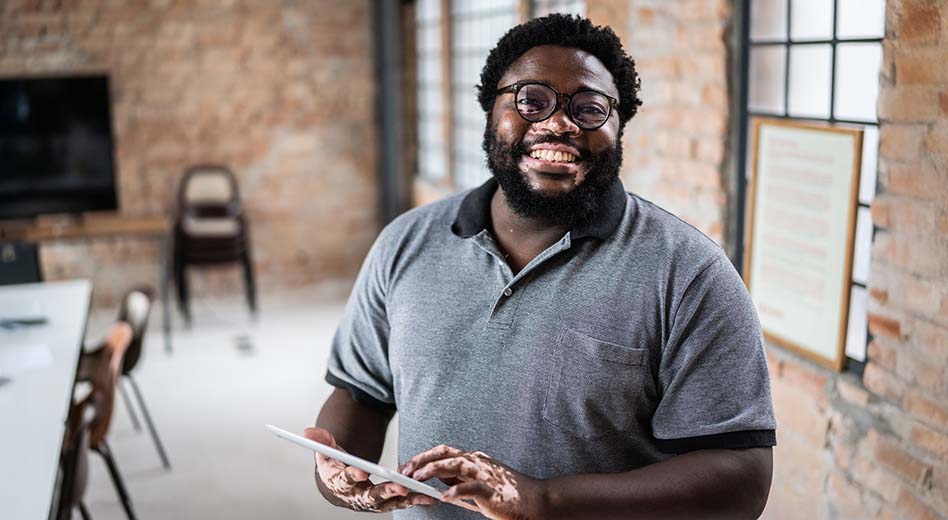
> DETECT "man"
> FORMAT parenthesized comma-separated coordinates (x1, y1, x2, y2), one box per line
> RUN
(304, 14, 776, 519)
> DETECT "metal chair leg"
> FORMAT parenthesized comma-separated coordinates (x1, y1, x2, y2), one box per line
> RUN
(93, 441, 137, 520)
(119, 379, 142, 432)
(127, 375, 171, 470)
(78, 502, 93, 520)
(240, 249, 258, 319)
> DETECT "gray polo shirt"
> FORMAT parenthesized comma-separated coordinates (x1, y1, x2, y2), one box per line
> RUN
(326, 178, 776, 519)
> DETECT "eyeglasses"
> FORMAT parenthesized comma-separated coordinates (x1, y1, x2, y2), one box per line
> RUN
(496, 81, 618, 131)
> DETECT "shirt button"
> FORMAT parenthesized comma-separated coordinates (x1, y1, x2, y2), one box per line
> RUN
(503, 288, 513, 297)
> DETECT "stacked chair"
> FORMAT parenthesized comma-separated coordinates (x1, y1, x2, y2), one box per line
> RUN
(57, 323, 136, 520)
(57, 286, 170, 519)
(172, 164, 258, 325)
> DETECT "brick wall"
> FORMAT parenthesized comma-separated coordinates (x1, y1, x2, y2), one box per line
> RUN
(590, 0, 732, 246)
(762, 0, 948, 518)
(0, 0, 379, 307)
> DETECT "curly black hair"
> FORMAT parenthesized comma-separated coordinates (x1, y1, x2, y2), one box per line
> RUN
(476, 13, 643, 126)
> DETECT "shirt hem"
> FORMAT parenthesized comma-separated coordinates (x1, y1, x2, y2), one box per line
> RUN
(324, 371, 397, 413)
(654, 429, 776, 454)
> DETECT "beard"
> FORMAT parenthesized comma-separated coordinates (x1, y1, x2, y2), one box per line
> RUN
(482, 120, 623, 227)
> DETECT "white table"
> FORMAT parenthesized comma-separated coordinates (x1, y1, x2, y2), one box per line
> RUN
(0, 280, 91, 520)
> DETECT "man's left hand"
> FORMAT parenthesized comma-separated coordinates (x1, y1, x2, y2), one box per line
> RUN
(398, 445, 548, 520)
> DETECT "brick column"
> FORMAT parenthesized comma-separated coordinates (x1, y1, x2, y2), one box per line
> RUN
(765, 1, 948, 518)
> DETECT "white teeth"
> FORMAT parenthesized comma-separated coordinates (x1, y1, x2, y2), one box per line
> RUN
(529, 149, 576, 163)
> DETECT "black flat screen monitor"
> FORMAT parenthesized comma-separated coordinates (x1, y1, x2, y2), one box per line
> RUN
(0, 75, 118, 220)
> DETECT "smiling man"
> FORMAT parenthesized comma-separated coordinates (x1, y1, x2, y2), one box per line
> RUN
(305, 14, 776, 519)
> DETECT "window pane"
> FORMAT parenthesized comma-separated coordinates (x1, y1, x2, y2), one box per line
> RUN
(852, 207, 872, 285)
(859, 126, 878, 205)
(749, 45, 787, 114)
(845, 286, 868, 361)
(838, 0, 886, 39)
(834, 43, 883, 122)
(751, 0, 788, 41)
(790, 0, 833, 41)
(787, 44, 831, 118)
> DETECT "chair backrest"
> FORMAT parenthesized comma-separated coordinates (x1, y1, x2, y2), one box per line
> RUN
(85, 322, 133, 449)
(178, 165, 240, 207)
(116, 286, 154, 374)
(56, 403, 91, 520)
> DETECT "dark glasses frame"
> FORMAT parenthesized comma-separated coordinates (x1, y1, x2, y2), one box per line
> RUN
(496, 81, 619, 130)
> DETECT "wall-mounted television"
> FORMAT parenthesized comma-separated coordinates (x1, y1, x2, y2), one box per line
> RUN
(0, 75, 118, 221)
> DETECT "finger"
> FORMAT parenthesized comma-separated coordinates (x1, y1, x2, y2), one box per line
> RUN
(303, 427, 338, 448)
(443, 481, 494, 503)
(412, 456, 486, 482)
(365, 481, 410, 503)
(327, 464, 370, 494)
(399, 444, 463, 476)
(377, 493, 439, 512)
(445, 497, 481, 513)
(305, 427, 349, 478)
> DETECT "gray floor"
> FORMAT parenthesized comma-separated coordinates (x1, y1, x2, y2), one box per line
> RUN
(81, 284, 398, 520)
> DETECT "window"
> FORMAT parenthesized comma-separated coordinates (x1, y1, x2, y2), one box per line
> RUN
(739, 0, 886, 366)
(415, 0, 585, 192)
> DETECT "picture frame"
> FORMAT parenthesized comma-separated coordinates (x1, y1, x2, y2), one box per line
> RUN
(743, 117, 864, 371)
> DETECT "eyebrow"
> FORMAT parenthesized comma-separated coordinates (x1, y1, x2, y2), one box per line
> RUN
(513, 78, 615, 97)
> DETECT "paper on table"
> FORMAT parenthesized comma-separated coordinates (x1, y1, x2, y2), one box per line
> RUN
(0, 343, 54, 378)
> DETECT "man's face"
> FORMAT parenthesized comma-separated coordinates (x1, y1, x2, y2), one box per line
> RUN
(484, 45, 623, 225)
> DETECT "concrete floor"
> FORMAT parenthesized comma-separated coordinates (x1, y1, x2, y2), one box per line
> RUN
(80, 284, 398, 520)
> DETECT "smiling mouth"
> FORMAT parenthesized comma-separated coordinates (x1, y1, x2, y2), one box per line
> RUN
(528, 149, 578, 163)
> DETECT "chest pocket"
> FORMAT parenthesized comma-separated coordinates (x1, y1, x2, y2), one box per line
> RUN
(542, 328, 648, 440)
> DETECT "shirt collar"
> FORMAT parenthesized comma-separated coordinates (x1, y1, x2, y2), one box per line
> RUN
(451, 177, 627, 241)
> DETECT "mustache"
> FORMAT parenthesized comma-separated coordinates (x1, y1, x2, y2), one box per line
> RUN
(515, 136, 590, 160)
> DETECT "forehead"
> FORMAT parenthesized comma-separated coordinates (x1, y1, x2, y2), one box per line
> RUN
(497, 45, 617, 97)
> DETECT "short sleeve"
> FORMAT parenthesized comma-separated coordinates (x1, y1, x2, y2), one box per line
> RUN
(652, 253, 777, 453)
(325, 234, 397, 413)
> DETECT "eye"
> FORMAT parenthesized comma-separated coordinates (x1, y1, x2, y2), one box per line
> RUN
(575, 103, 607, 116)
(517, 96, 549, 114)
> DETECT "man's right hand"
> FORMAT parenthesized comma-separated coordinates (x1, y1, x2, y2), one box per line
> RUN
(304, 427, 439, 513)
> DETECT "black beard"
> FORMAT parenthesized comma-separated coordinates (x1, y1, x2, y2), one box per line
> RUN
(482, 121, 622, 227)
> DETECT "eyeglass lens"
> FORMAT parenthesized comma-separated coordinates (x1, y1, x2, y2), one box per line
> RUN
(514, 84, 610, 129)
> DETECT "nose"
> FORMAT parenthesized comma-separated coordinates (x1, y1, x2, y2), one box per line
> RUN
(532, 102, 581, 137)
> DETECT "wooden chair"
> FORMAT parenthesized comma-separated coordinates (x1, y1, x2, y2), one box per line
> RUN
(78, 286, 170, 470)
(172, 164, 258, 325)
(58, 322, 137, 520)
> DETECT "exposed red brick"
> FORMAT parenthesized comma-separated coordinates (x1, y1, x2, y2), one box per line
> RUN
(925, 123, 948, 159)
(868, 313, 903, 339)
(867, 339, 898, 371)
(875, 437, 933, 485)
(911, 423, 948, 459)
(869, 287, 890, 304)
(896, 0, 942, 44)
(879, 124, 925, 160)
(895, 48, 948, 85)
(896, 486, 940, 520)
(878, 86, 942, 123)
(887, 160, 948, 201)
(906, 390, 948, 431)
(863, 362, 906, 402)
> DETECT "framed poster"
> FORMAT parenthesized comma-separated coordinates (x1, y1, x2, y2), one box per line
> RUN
(743, 118, 864, 371)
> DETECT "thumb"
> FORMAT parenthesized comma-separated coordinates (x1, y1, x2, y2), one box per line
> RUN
(304, 427, 337, 449)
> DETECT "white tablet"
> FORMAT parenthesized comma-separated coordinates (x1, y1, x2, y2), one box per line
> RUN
(265, 424, 443, 500)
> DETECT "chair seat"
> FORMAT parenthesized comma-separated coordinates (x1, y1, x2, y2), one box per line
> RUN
(181, 217, 240, 237)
